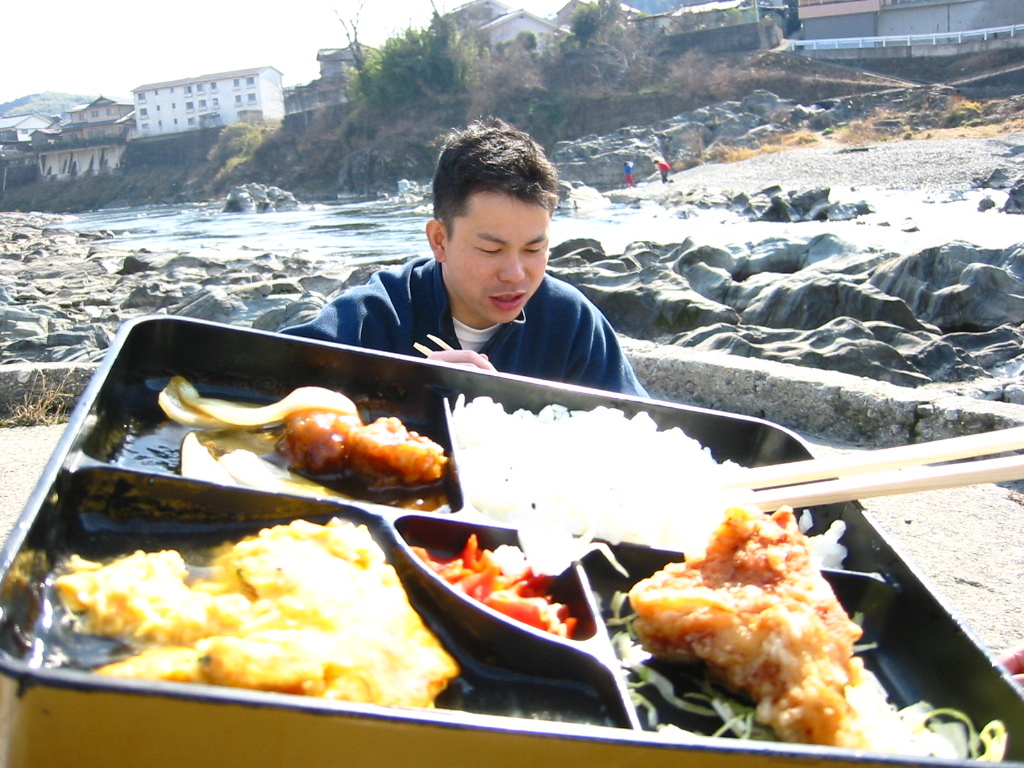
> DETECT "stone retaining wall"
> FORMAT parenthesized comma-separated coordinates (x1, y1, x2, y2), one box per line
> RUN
(623, 339, 1024, 445)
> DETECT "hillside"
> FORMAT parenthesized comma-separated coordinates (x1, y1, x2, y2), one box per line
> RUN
(211, 49, 919, 199)
(0, 92, 96, 120)
(0, 46, 1010, 214)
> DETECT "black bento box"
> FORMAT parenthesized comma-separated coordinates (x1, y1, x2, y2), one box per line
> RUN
(1, 315, 1021, 768)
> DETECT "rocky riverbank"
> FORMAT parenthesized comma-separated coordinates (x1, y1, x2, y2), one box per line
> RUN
(552, 86, 1024, 188)
(4, 125, 1024, 441)
(554, 123, 1024, 399)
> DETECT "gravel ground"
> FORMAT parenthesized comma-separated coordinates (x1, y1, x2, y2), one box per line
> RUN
(804, 436, 1024, 658)
(645, 132, 1024, 194)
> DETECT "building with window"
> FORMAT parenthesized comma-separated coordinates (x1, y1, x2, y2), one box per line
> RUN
(63, 97, 135, 140)
(0, 114, 51, 145)
(477, 8, 563, 47)
(283, 48, 358, 117)
(132, 66, 284, 136)
(798, 0, 1024, 41)
(451, 0, 564, 48)
(36, 97, 136, 180)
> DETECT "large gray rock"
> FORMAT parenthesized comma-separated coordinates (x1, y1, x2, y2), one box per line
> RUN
(1003, 180, 1024, 213)
(870, 242, 1024, 331)
(740, 274, 929, 332)
(943, 325, 1024, 372)
(552, 90, 804, 188)
(548, 260, 739, 340)
(169, 287, 246, 323)
(223, 183, 303, 213)
(553, 128, 664, 188)
(670, 317, 983, 387)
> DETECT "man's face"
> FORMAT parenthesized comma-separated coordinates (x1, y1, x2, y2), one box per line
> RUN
(426, 191, 551, 330)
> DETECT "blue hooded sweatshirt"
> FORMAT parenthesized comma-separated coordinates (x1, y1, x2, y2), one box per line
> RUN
(282, 256, 648, 397)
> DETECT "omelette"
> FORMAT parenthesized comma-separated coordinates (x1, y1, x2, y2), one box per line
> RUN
(56, 518, 459, 708)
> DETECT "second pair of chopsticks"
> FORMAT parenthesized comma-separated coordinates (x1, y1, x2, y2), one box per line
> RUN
(413, 334, 454, 358)
(723, 425, 1024, 511)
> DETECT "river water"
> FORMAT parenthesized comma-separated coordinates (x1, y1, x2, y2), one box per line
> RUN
(60, 185, 1023, 269)
(60, 194, 700, 263)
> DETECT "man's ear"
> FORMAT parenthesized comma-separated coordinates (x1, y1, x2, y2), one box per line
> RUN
(426, 219, 447, 262)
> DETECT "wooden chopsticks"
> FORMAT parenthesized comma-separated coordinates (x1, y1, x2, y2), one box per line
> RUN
(413, 334, 455, 357)
(723, 425, 1024, 511)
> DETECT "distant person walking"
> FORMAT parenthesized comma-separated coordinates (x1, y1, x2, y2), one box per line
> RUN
(623, 161, 634, 188)
(657, 158, 671, 184)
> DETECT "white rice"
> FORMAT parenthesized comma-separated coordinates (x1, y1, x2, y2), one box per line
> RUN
(451, 396, 739, 557)
(451, 395, 849, 567)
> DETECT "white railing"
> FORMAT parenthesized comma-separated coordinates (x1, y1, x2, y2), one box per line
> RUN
(791, 22, 1024, 50)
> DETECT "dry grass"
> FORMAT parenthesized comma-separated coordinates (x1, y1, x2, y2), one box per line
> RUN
(0, 371, 76, 428)
(911, 119, 1024, 141)
(826, 97, 1024, 144)
(700, 107, 1024, 167)
(830, 108, 907, 145)
(708, 130, 822, 164)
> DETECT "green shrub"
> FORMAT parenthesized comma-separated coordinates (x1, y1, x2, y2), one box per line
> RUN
(945, 99, 983, 127)
(208, 123, 269, 175)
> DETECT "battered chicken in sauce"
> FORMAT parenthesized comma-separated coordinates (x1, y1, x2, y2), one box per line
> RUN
(158, 377, 448, 490)
(278, 410, 448, 487)
(628, 506, 870, 748)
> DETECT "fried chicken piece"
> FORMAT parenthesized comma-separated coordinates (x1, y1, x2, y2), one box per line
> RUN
(278, 410, 447, 486)
(628, 506, 869, 748)
(277, 410, 361, 475)
(346, 416, 448, 486)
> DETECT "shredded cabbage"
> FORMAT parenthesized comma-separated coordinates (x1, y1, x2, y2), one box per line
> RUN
(608, 591, 1007, 761)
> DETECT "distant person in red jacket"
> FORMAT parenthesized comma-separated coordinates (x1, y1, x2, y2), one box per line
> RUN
(657, 158, 671, 184)
(623, 160, 634, 187)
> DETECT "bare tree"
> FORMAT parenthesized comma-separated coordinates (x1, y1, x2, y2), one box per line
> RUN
(333, 0, 368, 70)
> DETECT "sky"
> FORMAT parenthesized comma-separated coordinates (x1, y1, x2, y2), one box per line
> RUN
(2, 0, 565, 107)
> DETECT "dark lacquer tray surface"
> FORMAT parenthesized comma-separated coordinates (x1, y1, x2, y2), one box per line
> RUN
(2, 315, 1022, 768)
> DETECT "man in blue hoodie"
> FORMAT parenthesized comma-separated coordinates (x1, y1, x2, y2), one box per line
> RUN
(283, 118, 647, 398)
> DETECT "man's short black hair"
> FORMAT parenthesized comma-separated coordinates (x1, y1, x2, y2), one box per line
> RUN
(432, 118, 560, 229)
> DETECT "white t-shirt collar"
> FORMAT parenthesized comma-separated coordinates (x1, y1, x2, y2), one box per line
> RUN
(452, 316, 500, 352)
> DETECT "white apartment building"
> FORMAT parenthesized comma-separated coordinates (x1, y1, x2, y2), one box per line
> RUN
(132, 66, 285, 136)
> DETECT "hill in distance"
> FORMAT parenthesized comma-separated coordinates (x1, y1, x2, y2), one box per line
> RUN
(1, 92, 98, 121)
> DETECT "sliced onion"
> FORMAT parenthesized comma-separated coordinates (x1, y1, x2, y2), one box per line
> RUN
(159, 376, 357, 428)
(180, 432, 238, 486)
(216, 450, 352, 500)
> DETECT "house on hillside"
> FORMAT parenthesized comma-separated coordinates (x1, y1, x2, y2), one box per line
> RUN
(35, 97, 135, 180)
(479, 9, 563, 47)
(0, 114, 51, 192)
(631, 0, 774, 45)
(284, 47, 362, 117)
(452, 0, 514, 29)
(317, 47, 360, 79)
(798, 0, 1024, 41)
(451, 0, 564, 49)
(63, 97, 135, 140)
(0, 114, 51, 145)
(556, 0, 643, 28)
(132, 66, 284, 137)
